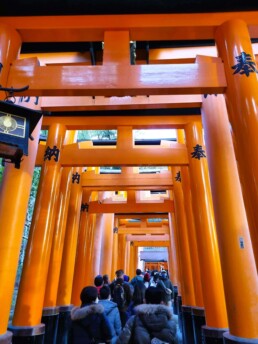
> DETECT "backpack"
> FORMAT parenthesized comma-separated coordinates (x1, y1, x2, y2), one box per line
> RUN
(113, 283, 126, 308)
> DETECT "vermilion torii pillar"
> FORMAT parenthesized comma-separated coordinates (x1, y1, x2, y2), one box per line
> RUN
(185, 122, 228, 342)
(0, 24, 22, 344)
(215, 20, 258, 274)
(57, 167, 83, 308)
(111, 218, 119, 279)
(55, 166, 82, 343)
(200, 55, 258, 342)
(43, 131, 76, 343)
(172, 167, 195, 306)
(84, 191, 98, 286)
(100, 212, 115, 277)
(10, 123, 66, 343)
(172, 166, 196, 343)
(71, 189, 92, 306)
(180, 166, 203, 308)
(168, 210, 181, 296)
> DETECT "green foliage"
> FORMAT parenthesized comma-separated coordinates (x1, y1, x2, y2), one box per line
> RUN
(0, 158, 4, 185)
(78, 130, 117, 141)
(40, 129, 48, 138)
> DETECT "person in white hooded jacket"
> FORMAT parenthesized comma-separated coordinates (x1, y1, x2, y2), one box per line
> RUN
(69, 286, 112, 344)
(116, 287, 178, 344)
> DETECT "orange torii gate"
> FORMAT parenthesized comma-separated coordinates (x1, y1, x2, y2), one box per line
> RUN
(0, 12, 258, 344)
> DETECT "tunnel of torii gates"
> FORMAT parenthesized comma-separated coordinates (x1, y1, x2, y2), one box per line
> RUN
(1, 10, 258, 344)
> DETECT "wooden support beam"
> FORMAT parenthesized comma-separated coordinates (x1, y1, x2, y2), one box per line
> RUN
(7, 62, 226, 97)
(42, 115, 201, 130)
(40, 95, 202, 112)
(126, 234, 169, 241)
(36, 142, 189, 167)
(119, 219, 168, 227)
(115, 214, 169, 220)
(132, 241, 170, 247)
(1, 13, 258, 42)
(81, 170, 173, 190)
(118, 227, 169, 234)
(88, 199, 173, 213)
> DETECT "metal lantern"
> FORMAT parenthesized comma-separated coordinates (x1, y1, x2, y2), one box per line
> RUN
(0, 100, 43, 168)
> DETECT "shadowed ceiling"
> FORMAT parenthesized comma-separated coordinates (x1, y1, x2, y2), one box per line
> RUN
(1, 0, 258, 16)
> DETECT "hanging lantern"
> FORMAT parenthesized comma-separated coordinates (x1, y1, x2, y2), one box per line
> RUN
(0, 100, 43, 168)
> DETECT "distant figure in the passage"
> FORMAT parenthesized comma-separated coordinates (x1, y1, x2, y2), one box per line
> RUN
(130, 268, 144, 288)
(117, 287, 178, 344)
(159, 271, 174, 308)
(94, 274, 104, 297)
(103, 274, 110, 286)
(126, 281, 146, 319)
(69, 286, 112, 344)
(143, 272, 151, 288)
(99, 285, 122, 343)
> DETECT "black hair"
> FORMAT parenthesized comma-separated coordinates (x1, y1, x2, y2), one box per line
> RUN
(159, 271, 168, 280)
(136, 268, 142, 276)
(132, 282, 146, 306)
(103, 274, 109, 284)
(116, 277, 124, 285)
(94, 275, 103, 287)
(115, 269, 124, 278)
(153, 272, 160, 282)
(80, 286, 98, 305)
(151, 269, 158, 277)
(145, 286, 166, 305)
(99, 285, 111, 300)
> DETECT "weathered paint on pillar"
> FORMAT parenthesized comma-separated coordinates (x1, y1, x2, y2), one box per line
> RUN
(0, 23, 21, 99)
(201, 91, 258, 338)
(215, 20, 258, 270)
(181, 166, 204, 308)
(185, 122, 228, 329)
(57, 167, 83, 307)
(12, 123, 66, 326)
(71, 189, 91, 306)
(172, 167, 195, 306)
(100, 212, 115, 277)
(44, 131, 77, 308)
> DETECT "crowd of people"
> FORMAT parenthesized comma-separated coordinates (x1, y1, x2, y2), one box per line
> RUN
(68, 268, 179, 344)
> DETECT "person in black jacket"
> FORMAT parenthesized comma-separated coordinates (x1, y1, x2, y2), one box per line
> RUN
(69, 286, 112, 344)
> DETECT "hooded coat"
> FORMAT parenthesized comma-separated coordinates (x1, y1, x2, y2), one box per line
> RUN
(98, 299, 122, 344)
(69, 303, 112, 344)
(117, 304, 178, 344)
